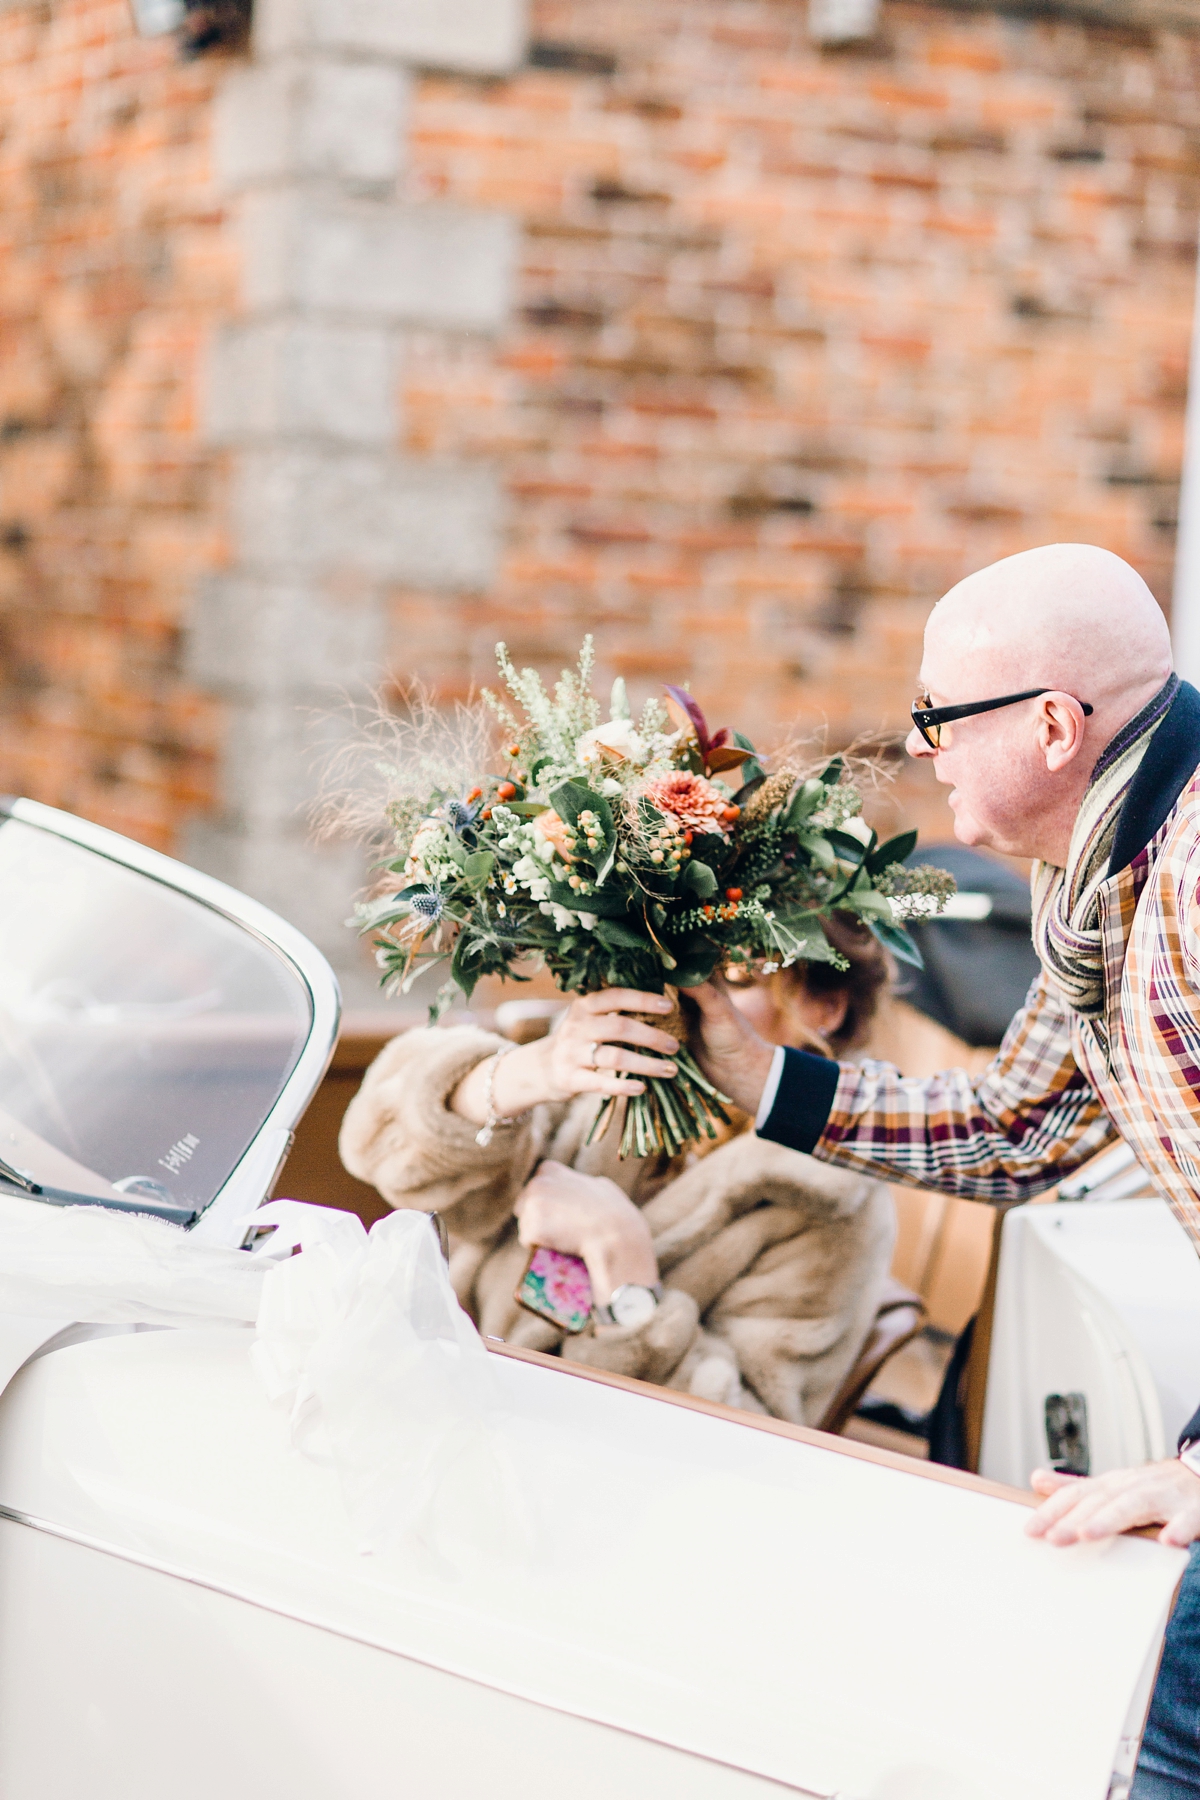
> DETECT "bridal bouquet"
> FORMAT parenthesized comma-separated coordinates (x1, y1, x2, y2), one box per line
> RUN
(354, 641, 953, 1157)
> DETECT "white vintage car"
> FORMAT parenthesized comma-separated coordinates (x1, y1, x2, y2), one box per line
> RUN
(0, 797, 1184, 1800)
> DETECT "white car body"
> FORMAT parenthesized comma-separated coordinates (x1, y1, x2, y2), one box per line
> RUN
(0, 799, 1184, 1800)
(982, 1168, 1200, 1489)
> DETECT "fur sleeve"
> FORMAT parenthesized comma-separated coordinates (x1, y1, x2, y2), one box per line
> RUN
(338, 1027, 548, 1242)
(641, 1135, 878, 1270)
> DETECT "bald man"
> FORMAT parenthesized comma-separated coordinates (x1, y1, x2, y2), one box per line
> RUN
(690, 543, 1200, 1799)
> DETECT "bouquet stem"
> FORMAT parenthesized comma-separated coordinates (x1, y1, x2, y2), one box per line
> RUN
(587, 1044, 732, 1158)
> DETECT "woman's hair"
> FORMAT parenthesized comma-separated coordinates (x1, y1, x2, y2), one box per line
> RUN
(781, 911, 890, 1053)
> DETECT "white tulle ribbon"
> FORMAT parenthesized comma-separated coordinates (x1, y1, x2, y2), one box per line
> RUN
(0, 1191, 265, 1325)
(0, 1190, 526, 1559)
(247, 1201, 531, 1558)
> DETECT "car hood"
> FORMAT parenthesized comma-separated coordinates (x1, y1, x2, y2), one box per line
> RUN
(0, 1327, 1183, 1800)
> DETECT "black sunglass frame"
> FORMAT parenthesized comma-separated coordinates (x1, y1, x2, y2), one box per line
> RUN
(910, 686, 1094, 749)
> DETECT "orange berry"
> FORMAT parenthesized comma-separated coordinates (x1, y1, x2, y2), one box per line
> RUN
(722, 805, 740, 822)
(466, 787, 482, 804)
(481, 807, 492, 820)
(497, 782, 517, 801)
(506, 743, 521, 757)
(725, 887, 742, 902)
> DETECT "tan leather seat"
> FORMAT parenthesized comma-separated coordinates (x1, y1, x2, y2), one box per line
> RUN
(817, 1277, 927, 1436)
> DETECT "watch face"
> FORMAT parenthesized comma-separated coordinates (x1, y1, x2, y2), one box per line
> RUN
(609, 1284, 659, 1329)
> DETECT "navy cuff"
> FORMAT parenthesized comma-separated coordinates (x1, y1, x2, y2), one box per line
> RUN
(1179, 1401, 1200, 1451)
(755, 1046, 840, 1156)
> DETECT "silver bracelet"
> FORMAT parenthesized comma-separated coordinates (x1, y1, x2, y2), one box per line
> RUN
(475, 1042, 524, 1147)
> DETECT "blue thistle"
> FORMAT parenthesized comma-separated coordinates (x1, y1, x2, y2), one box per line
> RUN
(411, 892, 444, 924)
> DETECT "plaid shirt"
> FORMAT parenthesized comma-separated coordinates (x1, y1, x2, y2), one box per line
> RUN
(761, 690, 1200, 1251)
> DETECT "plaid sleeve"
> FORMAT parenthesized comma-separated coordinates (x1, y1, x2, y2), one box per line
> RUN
(812, 974, 1116, 1201)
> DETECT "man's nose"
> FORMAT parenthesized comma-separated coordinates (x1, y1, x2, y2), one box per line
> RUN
(905, 723, 935, 760)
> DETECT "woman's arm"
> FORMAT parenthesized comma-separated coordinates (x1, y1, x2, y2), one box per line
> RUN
(450, 989, 678, 1126)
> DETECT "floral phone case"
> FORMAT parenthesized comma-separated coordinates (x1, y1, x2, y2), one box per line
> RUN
(515, 1245, 594, 1334)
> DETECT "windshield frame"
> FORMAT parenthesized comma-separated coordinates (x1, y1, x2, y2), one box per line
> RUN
(0, 796, 342, 1247)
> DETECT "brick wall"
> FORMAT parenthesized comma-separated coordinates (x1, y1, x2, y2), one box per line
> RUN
(1, 0, 1198, 896)
(0, 0, 231, 850)
(397, 0, 1200, 842)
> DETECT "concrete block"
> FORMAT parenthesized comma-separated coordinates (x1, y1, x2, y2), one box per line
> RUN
(233, 448, 503, 587)
(205, 319, 396, 445)
(185, 574, 388, 694)
(808, 0, 878, 40)
(214, 697, 322, 827)
(242, 191, 516, 331)
(256, 0, 527, 74)
(215, 57, 407, 193)
(299, 60, 408, 185)
(184, 818, 374, 981)
(214, 64, 292, 190)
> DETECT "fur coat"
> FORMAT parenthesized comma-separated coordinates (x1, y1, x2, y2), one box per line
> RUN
(339, 1026, 895, 1425)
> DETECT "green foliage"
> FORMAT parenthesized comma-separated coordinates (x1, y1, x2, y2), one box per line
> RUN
(353, 638, 955, 1150)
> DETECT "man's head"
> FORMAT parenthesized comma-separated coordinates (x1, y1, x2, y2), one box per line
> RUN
(907, 544, 1173, 864)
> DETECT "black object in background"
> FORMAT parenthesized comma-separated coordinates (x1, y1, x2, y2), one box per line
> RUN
(899, 845, 1039, 1049)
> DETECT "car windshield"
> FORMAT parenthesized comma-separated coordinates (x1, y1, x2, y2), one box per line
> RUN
(0, 816, 311, 1218)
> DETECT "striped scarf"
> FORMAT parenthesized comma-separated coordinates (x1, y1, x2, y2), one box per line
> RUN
(1031, 675, 1178, 1016)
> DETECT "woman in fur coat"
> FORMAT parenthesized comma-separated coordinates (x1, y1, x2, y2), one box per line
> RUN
(339, 917, 896, 1426)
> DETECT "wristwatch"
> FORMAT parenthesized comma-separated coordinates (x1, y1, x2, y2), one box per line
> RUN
(1180, 1439, 1200, 1479)
(593, 1282, 664, 1329)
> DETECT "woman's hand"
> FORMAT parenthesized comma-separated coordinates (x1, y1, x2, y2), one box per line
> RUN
(1027, 1458, 1200, 1548)
(451, 989, 678, 1126)
(514, 1159, 659, 1306)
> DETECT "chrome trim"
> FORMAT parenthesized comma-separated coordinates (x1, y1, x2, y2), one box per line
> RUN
(0, 1500, 823, 1794)
(0, 797, 341, 1245)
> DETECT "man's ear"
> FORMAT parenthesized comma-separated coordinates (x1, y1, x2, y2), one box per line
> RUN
(1040, 694, 1089, 773)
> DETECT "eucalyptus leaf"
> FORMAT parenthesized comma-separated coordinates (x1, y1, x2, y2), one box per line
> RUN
(844, 886, 893, 920)
(683, 859, 718, 899)
(732, 730, 765, 787)
(783, 781, 827, 830)
(868, 916, 925, 969)
(546, 880, 629, 918)
(550, 780, 614, 841)
(462, 851, 495, 892)
(867, 829, 918, 874)
(593, 917, 650, 951)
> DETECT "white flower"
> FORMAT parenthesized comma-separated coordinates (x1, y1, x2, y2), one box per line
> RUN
(539, 901, 581, 931)
(577, 911, 598, 930)
(403, 818, 453, 883)
(576, 717, 646, 767)
(598, 777, 623, 799)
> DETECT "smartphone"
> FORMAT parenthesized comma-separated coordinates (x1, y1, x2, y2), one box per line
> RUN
(514, 1244, 594, 1334)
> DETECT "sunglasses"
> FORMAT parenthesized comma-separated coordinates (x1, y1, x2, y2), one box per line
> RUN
(911, 686, 1094, 750)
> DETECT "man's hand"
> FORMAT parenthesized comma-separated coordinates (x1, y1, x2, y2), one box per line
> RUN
(1027, 1458, 1200, 1548)
(684, 979, 779, 1117)
(514, 1160, 658, 1306)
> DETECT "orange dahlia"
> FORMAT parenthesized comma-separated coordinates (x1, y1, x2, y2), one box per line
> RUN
(642, 771, 732, 836)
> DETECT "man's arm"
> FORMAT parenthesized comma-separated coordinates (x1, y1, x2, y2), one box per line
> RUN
(690, 974, 1116, 1202)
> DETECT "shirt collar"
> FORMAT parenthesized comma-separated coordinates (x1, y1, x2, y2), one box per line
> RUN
(1108, 678, 1200, 876)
